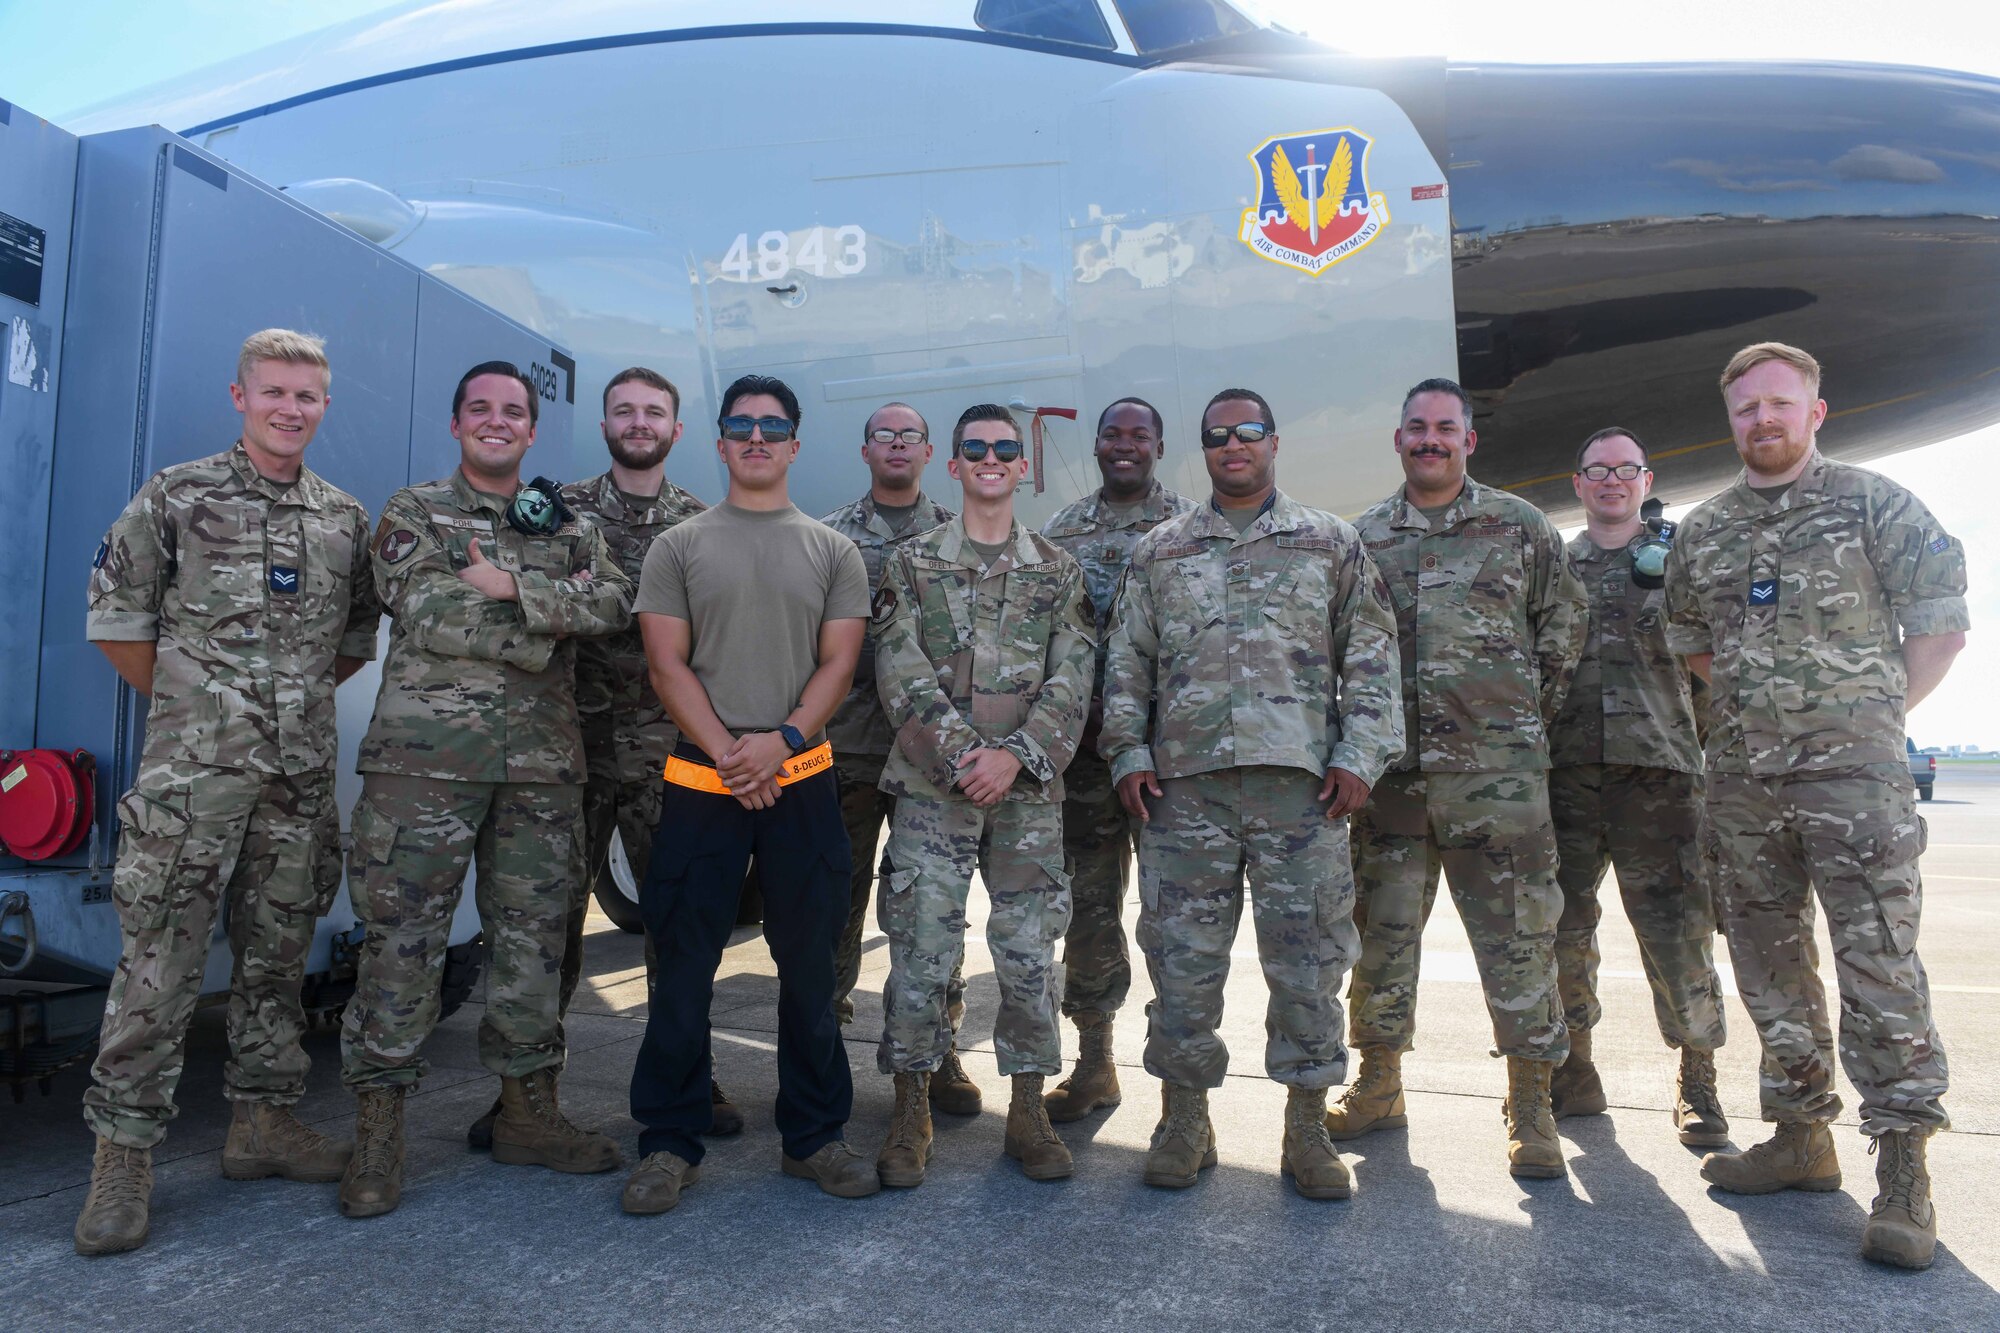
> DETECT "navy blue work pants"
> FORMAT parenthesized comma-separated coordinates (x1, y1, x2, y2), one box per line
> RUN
(629, 763, 853, 1166)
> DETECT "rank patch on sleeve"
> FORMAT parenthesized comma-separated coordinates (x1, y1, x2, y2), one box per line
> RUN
(93, 539, 109, 569)
(871, 584, 898, 625)
(379, 529, 419, 564)
(1749, 579, 1777, 605)
(268, 565, 300, 595)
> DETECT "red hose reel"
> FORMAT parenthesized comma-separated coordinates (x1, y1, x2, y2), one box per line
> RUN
(0, 749, 97, 862)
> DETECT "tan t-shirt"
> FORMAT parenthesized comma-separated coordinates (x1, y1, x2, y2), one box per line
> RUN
(636, 501, 870, 739)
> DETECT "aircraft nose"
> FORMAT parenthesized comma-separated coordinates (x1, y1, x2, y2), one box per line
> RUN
(1446, 60, 2000, 512)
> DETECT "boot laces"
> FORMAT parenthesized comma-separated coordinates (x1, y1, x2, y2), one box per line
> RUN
(261, 1105, 338, 1156)
(888, 1077, 929, 1149)
(93, 1145, 152, 1207)
(353, 1093, 401, 1174)
(1287, 1095, 1335, 1152)
(522, 1071, 591, 1141)
(1678, 1051, 1725, 1122)
(937, 1047, 969, 1087)
(1013, 1085, 1062, 1147)
(1505, 1063, 1550, 1134)
(1161, 1090, 1206, 1147)
(1869, 1133, 1926, 1213)
(1336, 1053, 1390, 1111)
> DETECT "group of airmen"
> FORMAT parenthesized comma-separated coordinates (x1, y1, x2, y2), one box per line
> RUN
(68, 328, 1965, 1276)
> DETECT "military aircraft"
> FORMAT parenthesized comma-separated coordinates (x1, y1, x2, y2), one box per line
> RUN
(64, 0, 2000, 521)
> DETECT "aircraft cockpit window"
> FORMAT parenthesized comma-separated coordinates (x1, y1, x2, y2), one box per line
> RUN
(1112, 0, 1258, 52)
(973, 0, 1117, 50)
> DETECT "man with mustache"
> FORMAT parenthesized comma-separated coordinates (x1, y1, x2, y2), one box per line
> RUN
(457, 368, 738, 1152)
(1038, 397, 1195, 1123)
(1101, 389, 1402, 1199)
(817, 404, 977, 1116)
(1337, 377, 1587, 1180)
(870, 403, 1095, 1186)
(1666, 342, 1966, 1270)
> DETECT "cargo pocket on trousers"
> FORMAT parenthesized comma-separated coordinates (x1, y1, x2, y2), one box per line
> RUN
(112, 789, 193, 933)
(876, 864, 920, 941)
(344, 797, 403, 929)
(1507, 830, 1562, 938)
(1853, 807, 1927, 957)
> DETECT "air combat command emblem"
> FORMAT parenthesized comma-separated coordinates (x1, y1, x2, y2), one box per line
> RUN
(1238, 127, 1390, 276)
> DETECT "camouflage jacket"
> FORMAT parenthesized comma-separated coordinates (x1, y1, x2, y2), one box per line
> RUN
(1354, 478, 1586, 774)
(561, 471, 706, 781)
(358, 469, 633, 785)
(86, 442, 381, 775)
(874, 517, 1094, 804)
(1550, 531, 1702, 774)
(1100, 491, 1404, 787)
(1664, 450, 1969, 776)
(818, 490, 957, 768)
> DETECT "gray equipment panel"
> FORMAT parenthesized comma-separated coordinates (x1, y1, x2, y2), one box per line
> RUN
(10, 119, 573, 985)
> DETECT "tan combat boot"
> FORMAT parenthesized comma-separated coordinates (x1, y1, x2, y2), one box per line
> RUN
(1003, 1073, 1073, 1181)
(876, 1071, 934, 1188)
(782, 1141, 883, 1197)
(222, 1102, 352, 1182)
(1325, 1045, 1407, 1141)
(1699, 1120, 1841, 1194)
(1144, 1083, 1217, 1189)
(1862, 1129, 1938, 1270)
(1044, 1015, 1121, 1123)
(339, 1086, 406, 1218)
(1550, 1027, 1608, 1120)
(491, 1068, 622, 1173)
(1280, 1087, 1353, 1200)
(1673, 1047, 1730, 1149)
(1505, 1056, 1567, 1179)
(929, 1043, 983, 1116)
(74, 1138, 153, 1256)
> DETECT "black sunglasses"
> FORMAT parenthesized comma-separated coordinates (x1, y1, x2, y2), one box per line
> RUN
(720, 415, 796, 443)
(1201, 422, 1271, 449)
(958, 438, 1025, 463)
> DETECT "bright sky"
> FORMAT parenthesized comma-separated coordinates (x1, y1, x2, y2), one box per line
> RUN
(2, 0, 1995, 743)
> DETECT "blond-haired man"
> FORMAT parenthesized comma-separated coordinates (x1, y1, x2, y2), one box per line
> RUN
(76, 329, 382, 1254)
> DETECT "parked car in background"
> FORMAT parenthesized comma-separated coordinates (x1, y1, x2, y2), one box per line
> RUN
(1909, 739, 1937, 801)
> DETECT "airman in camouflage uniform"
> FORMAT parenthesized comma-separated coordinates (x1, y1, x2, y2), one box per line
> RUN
(1039, 396, 1194, 1122)
(817, 403, 970, 1118)
(871, 404, 1095, 1186)
(337, 362, 633, 1219)
(75, 331, 381, 1257)
(1101, 388, 1403, 1200)
(1548, 427, 1728, 1147)
(460, 367, 715, 1152)
(1338, 377, 1586, 1180)
(1667, 343, 1967, 1270)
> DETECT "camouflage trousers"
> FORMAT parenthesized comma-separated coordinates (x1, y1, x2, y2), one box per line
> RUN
(1707, 766, 1947, 1134)
(833, 759, 965, 1028)
(340, 773, 579, 1088)
(1550, 763, 1726, 1052)
(1057, 755, 1135, 1020)
(84, 760, 341, 1148)
(1136, 767, 1356, 1090)
(877, 796, 1071, 1077)
(577, 720, 666, 1006)
(1348, 769, 1568, 1063)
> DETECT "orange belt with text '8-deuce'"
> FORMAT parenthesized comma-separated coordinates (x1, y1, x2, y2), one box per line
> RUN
(663, 742, 833, 794)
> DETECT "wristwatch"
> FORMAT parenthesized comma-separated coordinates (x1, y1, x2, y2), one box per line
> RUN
(778, 723, 807, 754)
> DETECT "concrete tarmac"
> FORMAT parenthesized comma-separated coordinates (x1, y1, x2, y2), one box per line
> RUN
(7, 767, 2000, 1329)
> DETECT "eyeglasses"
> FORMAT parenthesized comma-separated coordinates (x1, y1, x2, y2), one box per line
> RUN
(1201, 422, 1271, 449)
(1577, 463, 1647, 481)
(720, 415, 795, 443)
(868, 427, 927, 446)
(957, 439, 1025, 463)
